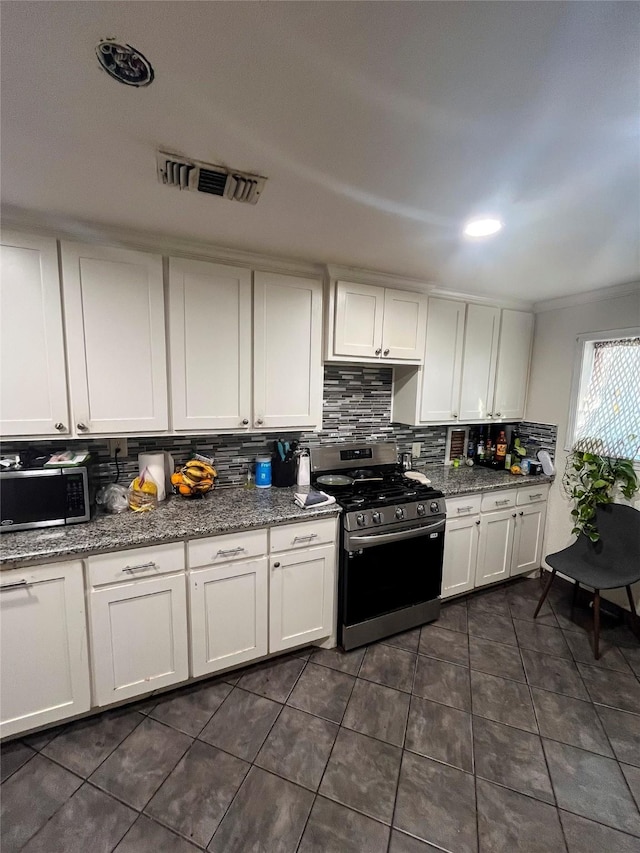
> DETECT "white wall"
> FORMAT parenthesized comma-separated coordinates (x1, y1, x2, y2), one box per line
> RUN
(526, 286, 640, 610)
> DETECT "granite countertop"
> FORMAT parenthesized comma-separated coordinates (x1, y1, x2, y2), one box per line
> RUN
(0, 467, 554, 569)
(0, 486, 341, 569)
(419, 463, 554, 496)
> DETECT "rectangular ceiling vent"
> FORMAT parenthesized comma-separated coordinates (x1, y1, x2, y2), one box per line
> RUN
(156, 151, 267, 205)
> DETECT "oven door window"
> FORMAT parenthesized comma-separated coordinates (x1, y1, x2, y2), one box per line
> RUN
(343, 531, 444, 626)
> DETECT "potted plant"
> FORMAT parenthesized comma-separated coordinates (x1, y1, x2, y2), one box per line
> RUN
(563, 448, 639, 542)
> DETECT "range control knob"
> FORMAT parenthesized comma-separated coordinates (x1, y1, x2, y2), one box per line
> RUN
(430, 501, 440, 513)
(395, 507, 405, 520)
(356, 513, 366, 527)
(416, 503, 426, 516)
(372, 511, 382, 524)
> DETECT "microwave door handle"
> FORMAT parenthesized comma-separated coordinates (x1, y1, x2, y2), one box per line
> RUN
(348, 519, 445, 548)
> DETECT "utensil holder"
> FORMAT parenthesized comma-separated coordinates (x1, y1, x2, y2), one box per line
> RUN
(272, 455, 296, 487)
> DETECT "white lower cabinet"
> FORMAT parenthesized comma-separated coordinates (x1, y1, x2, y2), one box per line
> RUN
(89, 564, 188, 707)
(0, 562, 90, 738)
(269, 544, 335, 652)
(441, 516, 480, 598)
(189, 558, 268, 677)
(511, 503, 547, 577)
(442, 487, 549, 598)
(476, 509, 517, 587)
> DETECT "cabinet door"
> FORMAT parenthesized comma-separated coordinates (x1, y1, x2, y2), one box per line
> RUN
(269, 545, 335, 652)
(89, 573, 188, 706)
(442, 517, 479, 599)
(61, 243, 168, 434)
(253, 271, 323, 429)
(493, 310, 534, 420)
(381, 289, 428, 361)
(475, 509, 516, 588)
(190, 558, 268, 677)
(0, 233, 69, 436)
(0, 562, 90, 737)
(420, 298, 465, 422)
(333, 281, 384, 359)
(511, 503, 547, 577)
(459, 304, 499, 421)
(169, 258, 252, 431)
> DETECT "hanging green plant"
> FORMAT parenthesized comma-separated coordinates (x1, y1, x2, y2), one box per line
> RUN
(563, 449, 638, 542)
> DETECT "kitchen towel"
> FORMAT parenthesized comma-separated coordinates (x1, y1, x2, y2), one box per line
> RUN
(138, 452, 167, 501)
(294, 490, 336, 509)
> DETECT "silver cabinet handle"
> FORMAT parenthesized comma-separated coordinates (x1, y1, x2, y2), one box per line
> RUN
(487, 413, 493, 418)
(122, 561, 156, 573)
(255, 418, 263, 426)
(293, 534, 318, 542)
(383, 348, 390, 356)
(375, 348, 382, 356)
(273, 561, 281, 568)
(457, 506, 473, 513)
(242, 419, 249, 425)
(0, 580, 29, 591)
(475, 520, 481, 525)
(215, 546, 246, 557)
(529, 493, 542, 500)
(512, 513, 517, 518)
(495, 499, 510, 506)
(54, 422, 66, 432)
(76, 422, 88, 431)
(496, 412, 502, 417)
(452, 413, 458, 418)
(519, 511, 524, 516)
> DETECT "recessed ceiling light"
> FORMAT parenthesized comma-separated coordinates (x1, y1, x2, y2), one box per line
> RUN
(463, 218, 503, 238)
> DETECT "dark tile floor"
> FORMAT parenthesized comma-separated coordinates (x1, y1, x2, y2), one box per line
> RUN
(2, 574, 640, 853)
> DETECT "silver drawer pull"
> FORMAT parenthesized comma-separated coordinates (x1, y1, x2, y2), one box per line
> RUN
(293, 534, 318, 542)
(457, 506, 473, 513)
(495, 499, 510, 506)
(0, 580, 29, 591)
(122, 561, 156, 573)
(216, 546, 246, 557)
(529, 493, 542, 500)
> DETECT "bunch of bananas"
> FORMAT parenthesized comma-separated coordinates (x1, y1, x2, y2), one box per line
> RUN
(171, 458, 217, 497)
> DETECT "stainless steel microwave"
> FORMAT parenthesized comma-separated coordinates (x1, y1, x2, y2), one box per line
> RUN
(0, 467, 91, 531)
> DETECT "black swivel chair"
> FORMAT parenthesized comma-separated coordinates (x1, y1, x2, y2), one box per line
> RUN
(533, 503, 640, 659)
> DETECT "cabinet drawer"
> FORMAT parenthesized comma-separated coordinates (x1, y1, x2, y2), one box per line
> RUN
(516, 484, 550, 506)
(188, 528, 268, 569)
(88, 542, 185, 588)
(480, 490, 517, 513)
(270, 517, 337, 553)
(446, 495, 481, 518)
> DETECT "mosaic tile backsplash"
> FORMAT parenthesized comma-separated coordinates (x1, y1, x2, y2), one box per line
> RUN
(1, 366, 557, 487)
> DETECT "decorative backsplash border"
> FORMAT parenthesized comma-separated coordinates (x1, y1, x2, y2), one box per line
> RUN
(1, 366, 557, 487)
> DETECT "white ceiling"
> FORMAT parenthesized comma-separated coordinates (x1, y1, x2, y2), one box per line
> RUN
(1, 1, 638, 301)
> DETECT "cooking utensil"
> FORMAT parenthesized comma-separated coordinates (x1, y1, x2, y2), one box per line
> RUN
(316, 473, 354, 488)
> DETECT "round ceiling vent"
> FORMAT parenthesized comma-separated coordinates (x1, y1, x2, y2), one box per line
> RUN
(96, 39, 154, 87)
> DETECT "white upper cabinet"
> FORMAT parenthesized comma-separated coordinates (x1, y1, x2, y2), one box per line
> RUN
(253, 271, 323, 429)
(169, 258, 252, 431)
(0, 233, 69, 436)
(381, 288, 428, 360)
(329, 280, 427, 363)
(493, 309, 534, 420)
(420, 298, 465, 422)
(333, 281, 385, 359)
(393, 299, 532, 426)
(61, 243, 168, 434)
(459, 304, 500, 421)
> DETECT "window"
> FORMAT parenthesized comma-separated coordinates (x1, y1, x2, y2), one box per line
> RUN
(567, 329, 640, 461)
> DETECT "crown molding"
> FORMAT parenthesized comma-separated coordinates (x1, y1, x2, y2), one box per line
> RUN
(533, 280, 640, 314)
(0, 211, 324, 279)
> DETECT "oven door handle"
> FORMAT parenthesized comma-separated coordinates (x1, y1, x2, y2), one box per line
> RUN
(347, 519, 445, 548)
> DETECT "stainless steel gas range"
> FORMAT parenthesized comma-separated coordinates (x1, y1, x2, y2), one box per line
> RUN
(311, 441, 446, 650)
